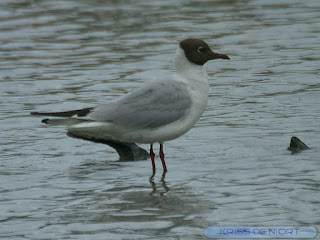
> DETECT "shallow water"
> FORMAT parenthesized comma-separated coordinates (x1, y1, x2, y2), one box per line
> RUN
(1, 0, 320, 239)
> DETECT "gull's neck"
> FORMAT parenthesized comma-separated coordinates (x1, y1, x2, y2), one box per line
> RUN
(174, 47, 209, 84)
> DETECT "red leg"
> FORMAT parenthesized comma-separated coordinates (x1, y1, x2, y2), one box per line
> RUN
(149, 144, 156, 181)
(159, 143, 167, 180)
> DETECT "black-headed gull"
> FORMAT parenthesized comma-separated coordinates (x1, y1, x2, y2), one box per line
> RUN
(31, 38, 230, 180)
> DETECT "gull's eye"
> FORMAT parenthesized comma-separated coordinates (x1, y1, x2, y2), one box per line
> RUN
(198, 46, 205, 53)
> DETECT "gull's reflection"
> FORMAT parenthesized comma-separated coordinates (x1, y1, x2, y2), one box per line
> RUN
(149, 179, 170, 196)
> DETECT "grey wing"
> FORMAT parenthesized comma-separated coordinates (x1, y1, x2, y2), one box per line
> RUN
(88, 80, 192, 128)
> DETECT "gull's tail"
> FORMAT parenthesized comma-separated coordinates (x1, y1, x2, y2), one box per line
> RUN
(30, 107, 93, 117)
(30, 108, 93, 126)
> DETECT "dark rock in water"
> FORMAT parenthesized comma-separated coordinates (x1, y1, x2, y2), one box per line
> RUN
(288, 136, 310, 153)
(105, 141, 149, 161)
(67, 131, 149, 161)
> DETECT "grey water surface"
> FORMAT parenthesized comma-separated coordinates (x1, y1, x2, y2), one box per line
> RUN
(1, 0, 320, 239)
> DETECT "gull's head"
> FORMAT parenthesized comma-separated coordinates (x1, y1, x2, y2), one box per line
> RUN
(178, 38, 230, 66)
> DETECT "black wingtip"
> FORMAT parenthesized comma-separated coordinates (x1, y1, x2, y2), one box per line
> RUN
(30, 112, 38, 115)
(41, 118, 49, 124)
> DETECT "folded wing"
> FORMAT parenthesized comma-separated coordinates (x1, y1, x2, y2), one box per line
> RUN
(88, 79, 192, 128)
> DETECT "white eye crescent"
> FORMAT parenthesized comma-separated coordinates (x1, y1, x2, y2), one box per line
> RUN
(198, 46, 205, 53)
